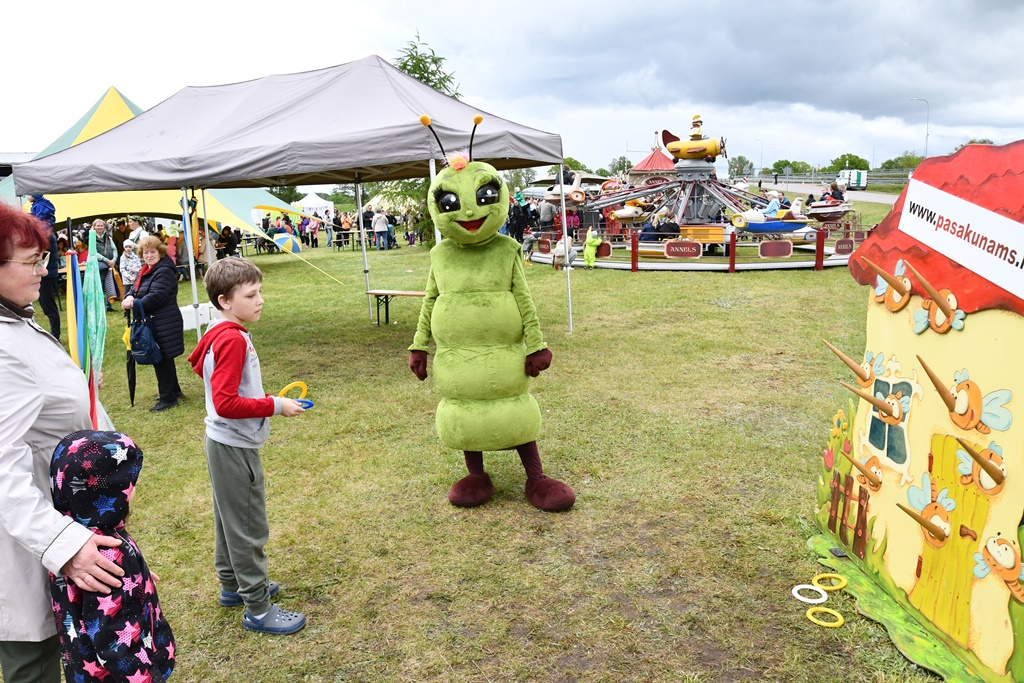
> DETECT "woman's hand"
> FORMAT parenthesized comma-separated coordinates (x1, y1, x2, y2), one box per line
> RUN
(122, 295, 134, 311)
(62, 535, 125, 594)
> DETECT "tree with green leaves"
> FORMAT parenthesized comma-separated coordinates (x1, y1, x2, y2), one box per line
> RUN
(546, 157, 591, 176)
(607, 155, 632, 175)
(269, 186, 302, 204)
(502, 168, 538, 193)
(770, 159, 811, 175)
(953, 138, 994, 152)
(327, 185, 357, 212)
(368, 34, 463, 229)
(825, 153, 870, 173)
(394, 32, 460, 99)
(878, 151, 924, 171)
(728, 155, 752, 178)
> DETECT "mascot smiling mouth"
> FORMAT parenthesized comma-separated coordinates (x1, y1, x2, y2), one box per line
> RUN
(458, 218, 487, 232)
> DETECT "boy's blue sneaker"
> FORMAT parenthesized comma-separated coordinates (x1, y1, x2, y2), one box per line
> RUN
(241, 604, 306, 635)
(219, 580, 279, 607)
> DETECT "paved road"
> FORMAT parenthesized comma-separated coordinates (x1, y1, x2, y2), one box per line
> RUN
(765, 182, 899, 206)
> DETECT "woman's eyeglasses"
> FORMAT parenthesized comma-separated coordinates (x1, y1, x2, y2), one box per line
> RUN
(2, 255, 48, 271)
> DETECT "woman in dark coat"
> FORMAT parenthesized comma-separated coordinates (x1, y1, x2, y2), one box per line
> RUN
(121, 236, 184, 411)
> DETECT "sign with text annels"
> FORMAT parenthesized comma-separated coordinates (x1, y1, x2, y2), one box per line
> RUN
(898, 180, 1024, 299)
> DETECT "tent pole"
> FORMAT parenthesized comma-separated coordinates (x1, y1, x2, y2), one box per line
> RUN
(356, 181, 372, 319)
(196, 188, 217, 339)
(429, 159, 441, 245)
(201, 189, 216, 275)
(558, 164, 573, 334)
(181, 187, 203, 338)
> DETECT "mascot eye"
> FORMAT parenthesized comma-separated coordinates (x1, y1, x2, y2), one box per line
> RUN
(437, 192, 461, 213)
(476, 184, 500, 206)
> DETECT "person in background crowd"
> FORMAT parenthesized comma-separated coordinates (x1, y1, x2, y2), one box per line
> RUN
(330, 211, 341, 248)
(90, 219, 119, 310)
(341, 212, 353, 247)
(521, 226, 538, 261)
(372, 207, 390, 251)
(165, 221, 180, 265)
(56, 235, 68, 270)
(121, 236, 185, 412)
(127, 216, 149, 243)
(324, 211, 333, 248)
(111, 218, 131, 259)
(656, 214, 680, 240)
(119, 239, 142, 288)
(29, 196, 61, 339)
(216, 226, 238, 259)
(761, 191, 781, 217)
(361, 205, 374, 236)
(538, 200, 556, 229)
(386, 211, 399, 249)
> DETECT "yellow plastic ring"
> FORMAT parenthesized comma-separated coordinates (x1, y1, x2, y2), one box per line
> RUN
(278, 381, 308, 399)
(812, 573, 848, 591)
(806, 606, 844, 628)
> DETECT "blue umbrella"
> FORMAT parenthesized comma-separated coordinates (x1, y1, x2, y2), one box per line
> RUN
(273, 233, 302, 253)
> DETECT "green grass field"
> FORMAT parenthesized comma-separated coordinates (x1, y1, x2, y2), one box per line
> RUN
(40, 220, 941, 682)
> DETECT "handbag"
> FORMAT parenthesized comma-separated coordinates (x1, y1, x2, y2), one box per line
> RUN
(130, 301, 163, 365)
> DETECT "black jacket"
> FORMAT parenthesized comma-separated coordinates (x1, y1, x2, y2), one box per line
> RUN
(133, 256, 184, 358)
(44, 229, 59, 279)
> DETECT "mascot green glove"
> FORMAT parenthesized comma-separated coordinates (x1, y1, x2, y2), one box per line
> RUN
(583, 227, 602, 268)
(408, 116, 575, 512)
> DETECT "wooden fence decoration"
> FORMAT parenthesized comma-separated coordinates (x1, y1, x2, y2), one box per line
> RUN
(827, 470, 870, 559)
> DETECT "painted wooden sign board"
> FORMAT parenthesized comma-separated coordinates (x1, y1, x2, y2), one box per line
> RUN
(835, 238, 855, 256)
(665, 239, 702, 258)
(758, 239, 793, 259)
(817, 141, 1024, 682)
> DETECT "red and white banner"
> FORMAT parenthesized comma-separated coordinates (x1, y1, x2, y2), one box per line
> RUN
(898, 180, 1024, 299)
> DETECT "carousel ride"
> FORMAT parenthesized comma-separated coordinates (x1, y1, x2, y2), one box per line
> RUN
(530, 115, 858, 271)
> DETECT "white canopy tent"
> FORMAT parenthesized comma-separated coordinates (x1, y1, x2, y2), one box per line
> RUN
(13, 55, 574, 330)
(298, 192, 332, 217)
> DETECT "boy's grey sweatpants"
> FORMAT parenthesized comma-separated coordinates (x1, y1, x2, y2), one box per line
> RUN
(205, 436, 272, 615)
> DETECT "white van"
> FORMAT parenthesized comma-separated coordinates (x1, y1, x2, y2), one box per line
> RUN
(836, 169, 868, 191)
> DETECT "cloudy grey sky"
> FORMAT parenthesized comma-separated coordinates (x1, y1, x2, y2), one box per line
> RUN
(5, 0, 1022, 177)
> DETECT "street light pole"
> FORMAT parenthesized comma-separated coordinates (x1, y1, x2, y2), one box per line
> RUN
(753, 138, 763, 176)
(910, 98, 929, 157)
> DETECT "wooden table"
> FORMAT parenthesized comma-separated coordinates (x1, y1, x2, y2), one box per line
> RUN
(366, 290, 425, 326)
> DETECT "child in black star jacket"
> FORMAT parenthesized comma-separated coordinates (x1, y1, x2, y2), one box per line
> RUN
(49, 430, 175, 682)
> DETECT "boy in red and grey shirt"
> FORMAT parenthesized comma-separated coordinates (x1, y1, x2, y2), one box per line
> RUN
(187, 258, 307, 635)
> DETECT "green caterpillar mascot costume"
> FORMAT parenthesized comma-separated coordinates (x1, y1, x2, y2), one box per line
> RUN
(408, 115, 575, 512)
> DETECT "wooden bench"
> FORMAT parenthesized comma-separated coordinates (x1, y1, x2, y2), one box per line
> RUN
(366, 289, 425, 326)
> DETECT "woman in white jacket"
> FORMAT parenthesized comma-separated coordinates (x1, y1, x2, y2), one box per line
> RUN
(0, 203, 125, 683)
